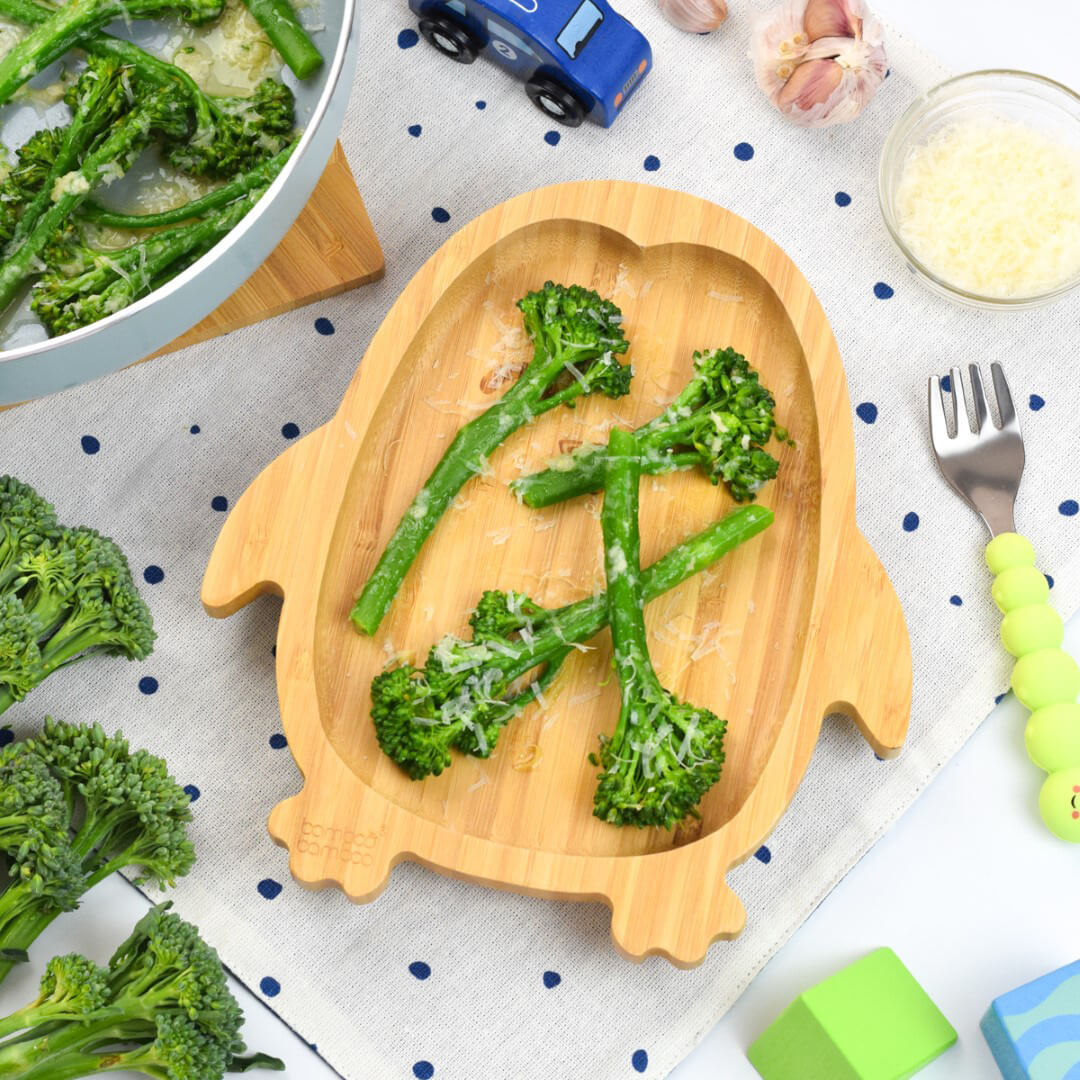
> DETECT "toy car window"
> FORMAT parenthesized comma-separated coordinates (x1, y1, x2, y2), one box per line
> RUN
(556, 0, 603, 59)
(486, 18, 538, 57)
(445, 0, 466, 12)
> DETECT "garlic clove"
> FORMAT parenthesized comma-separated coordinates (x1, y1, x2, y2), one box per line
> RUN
(803, 0, 861, 41)
(657, 0, 728, 33)
(776, 57, 844, 111)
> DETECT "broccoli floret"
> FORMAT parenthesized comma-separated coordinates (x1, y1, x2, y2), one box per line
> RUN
(0, 523, 155, 713)
(0, 721, 194, 984)
(372, 504, 773, 781)
(0, 129, 64, 245)
(0, 476, 58, 571)
(0, 904, 285, 1078)
(165, 77, 296, 180)
(351, 281, 633, 636)
(591, 428, 727, 829)
(513, 347, 789, 508)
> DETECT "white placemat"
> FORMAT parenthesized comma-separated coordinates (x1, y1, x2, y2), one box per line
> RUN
(4, 4, 1079, 1078)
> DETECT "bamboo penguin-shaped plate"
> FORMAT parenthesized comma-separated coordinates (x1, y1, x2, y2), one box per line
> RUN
(201, 181, 912, 967)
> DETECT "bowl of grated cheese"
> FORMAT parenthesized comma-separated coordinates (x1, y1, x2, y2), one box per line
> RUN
(878, 70, 1080, 309)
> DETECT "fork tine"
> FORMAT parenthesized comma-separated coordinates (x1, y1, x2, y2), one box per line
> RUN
(968, 364, 988, 434)
(950, 366, 969, 435)
(991, 362, 1020, 433)
(928, 374, 952, 449)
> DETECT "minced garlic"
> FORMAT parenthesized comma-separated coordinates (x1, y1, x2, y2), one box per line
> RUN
(895, 115, 1080, 298)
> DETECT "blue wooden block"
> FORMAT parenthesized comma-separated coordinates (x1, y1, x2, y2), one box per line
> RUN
(980, 960, 1080, 1079)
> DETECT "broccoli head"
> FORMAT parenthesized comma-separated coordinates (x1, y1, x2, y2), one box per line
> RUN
(517, 281, 632, 404)
(166, 77, 295, 179)
(0, 475, 59, 571)
(0, 128, 64, 244)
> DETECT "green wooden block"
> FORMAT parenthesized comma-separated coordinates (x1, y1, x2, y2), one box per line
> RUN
(747, 948, 957, 1080)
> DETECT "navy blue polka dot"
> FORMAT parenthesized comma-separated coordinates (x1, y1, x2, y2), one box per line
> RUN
(941, 375, 951, 393)
(432, 207, 450, 223)
(409, 961, 431, 980)
(314, 316, 335, 335)
(260, 977, 281, 998)
(184, 784, 201, 801)
(873, 752, 885, 762)
(413, 1062, 434, 1079)
(407, 123, 422, 137)
(189, 424, 201, 434)
(81, 435, 100, 455)
(754, 845, 771, 864)
(855, 402, 877, 424)
(270, 644, 277, 657)
(143, 565, 164, 585)
(835, 191, 851, 207)
(1029, 394, 1045, 411)
(733, 142, 754, 161)
(211, 495, 228, 512)
(475, 99, 486, 109)
(138, 676, 158, 695)
(257, 878, 283, 900)
(542, 970, 561, 989)
(544, 130, 560, 146)
(643, 154, 660, 171)
(398, 28, 419, 48)
(0, 728, 14, 748)
(1046, 574, 1054, 589)
(282, 422, 300, 440)
(994, 692, 1006, 706)
(873, 282, 894, 299)
(1059, 499, 1078, 517)
(632, 1049, 649, 1073)
(949, 594, 962, 606)
(902, 511, 920, 532)
(269, 733, 287, 749)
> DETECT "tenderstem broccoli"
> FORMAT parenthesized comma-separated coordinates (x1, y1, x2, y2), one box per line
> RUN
(351, 282, 634, 636)
(33, 148, 294, 335)
(240, 0, 322, 78)
(0, 720, 195, 984)
(0, 0, 224, 106)
(0, 903, 285, 1078)
(0, 477, 155, 716)
(593, 427, 728, 829)
(371, 504, 772, 780)
(512, 347, 789, 509)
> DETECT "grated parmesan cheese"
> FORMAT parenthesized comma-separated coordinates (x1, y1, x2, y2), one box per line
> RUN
(895, 116, 1080, 298)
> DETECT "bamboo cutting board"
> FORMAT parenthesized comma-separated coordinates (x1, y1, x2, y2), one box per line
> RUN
(201, 181, 912, 968)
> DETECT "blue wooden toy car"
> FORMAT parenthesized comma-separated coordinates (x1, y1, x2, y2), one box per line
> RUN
(407, 0, 651, 127)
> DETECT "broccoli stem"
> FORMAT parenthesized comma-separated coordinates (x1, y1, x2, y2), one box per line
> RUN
(489, 503, 772, 691)
(602, 427, 665, 725)
(0, 104, 161, 314)
(240, 0, 322, 78)
(351, 355, 598, 636)
(78, 140, 296, 228)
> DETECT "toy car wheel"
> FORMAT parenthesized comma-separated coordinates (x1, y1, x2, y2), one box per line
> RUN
(418, 16, 478, 64)
(525, 78, 586, 127)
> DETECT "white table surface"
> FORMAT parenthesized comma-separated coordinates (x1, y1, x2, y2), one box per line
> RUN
(2, 3, 1077, 1077)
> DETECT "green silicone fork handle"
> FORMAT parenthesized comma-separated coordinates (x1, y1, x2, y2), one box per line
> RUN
(987, 533, 1080, 843)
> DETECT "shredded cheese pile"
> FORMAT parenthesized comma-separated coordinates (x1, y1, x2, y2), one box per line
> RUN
(895, 115, 1080, 298)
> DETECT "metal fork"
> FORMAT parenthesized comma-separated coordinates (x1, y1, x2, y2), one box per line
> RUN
(929, 363, 1024, 537)
(928, 362, 1080, 844)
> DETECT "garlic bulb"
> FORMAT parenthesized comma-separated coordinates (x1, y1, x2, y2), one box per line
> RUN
(657, 0, 728, 33)
(750, 0, 887, 127)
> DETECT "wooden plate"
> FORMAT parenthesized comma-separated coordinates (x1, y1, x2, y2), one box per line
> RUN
(202, 181, 912, 967)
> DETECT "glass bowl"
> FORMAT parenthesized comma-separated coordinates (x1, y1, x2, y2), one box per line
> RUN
(878, 70, 1080, 310)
